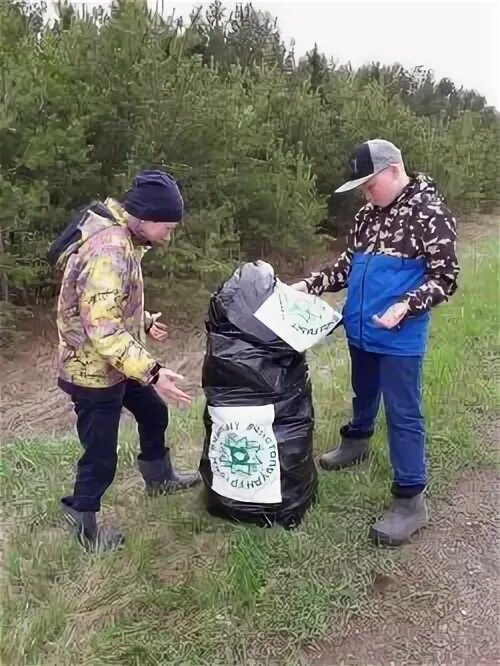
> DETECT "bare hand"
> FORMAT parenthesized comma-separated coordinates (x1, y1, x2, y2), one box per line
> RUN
(154, 368, 192, 407)
(372, 302, 409, 329)
(148, 312, 168, 342)
(290, 280, 308, 293)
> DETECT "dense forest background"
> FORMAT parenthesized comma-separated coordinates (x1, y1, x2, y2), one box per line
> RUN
(1, 0, 498, 331)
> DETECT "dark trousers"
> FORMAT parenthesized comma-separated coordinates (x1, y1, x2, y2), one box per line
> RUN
(344, 345, 426, 496)
(60, 379, 169, 512)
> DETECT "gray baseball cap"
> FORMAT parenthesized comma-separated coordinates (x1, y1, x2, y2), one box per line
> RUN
(335, 139, 403, 193)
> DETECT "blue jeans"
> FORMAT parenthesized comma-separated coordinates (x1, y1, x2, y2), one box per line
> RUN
(343, 345, 426, 497)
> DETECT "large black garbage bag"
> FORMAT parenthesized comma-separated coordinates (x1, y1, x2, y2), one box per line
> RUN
(199, 261, 318, 529)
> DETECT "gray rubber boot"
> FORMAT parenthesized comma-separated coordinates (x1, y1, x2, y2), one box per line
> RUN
(61, 501, 125, 553)
(370, 493, 429, 546)
(138, 451, 201, 497)
(319, 437, 371, 471)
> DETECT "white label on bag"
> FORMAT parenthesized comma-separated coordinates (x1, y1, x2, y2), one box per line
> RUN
(253, 280, 343, 352)
(208, 404, 282, 504)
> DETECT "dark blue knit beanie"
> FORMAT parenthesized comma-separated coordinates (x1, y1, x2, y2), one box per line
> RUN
(123, 170, 184, 223)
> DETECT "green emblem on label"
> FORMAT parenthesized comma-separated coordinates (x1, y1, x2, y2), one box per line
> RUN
(210, 422, 280, 494)
(219, 434, 262, 475)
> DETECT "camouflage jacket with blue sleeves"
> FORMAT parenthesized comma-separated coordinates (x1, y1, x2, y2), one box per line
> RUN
(304, 174, 460, 316)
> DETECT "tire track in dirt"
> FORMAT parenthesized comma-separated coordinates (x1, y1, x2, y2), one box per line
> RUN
(304, 421, 500, 666)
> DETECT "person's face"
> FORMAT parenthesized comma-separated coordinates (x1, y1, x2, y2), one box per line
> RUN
(128, 218, 178, 245)
(138, 221, 178, 245)
(359, 165, 401, 208)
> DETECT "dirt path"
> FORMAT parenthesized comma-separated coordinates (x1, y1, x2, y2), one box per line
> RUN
(0, 326, 205, 440)
(305, 424, 500, 666)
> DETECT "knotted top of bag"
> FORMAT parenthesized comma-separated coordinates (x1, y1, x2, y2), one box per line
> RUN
(208, 260, 281, 344)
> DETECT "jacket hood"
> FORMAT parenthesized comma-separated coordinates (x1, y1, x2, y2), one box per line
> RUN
(394, 173, 445, 208)
(362, 173, 446, 216)
(48, 198, 128, 272)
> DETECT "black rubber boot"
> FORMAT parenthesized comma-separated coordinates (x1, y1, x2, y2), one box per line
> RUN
(138, 451, 201, 496)
(369, 493, 429, 546)
(61, 501, 125, 553)
(319, 436, 371, 471)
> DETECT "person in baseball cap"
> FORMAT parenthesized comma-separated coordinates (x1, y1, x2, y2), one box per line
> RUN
(335, 139, 404, 193)
(292, 138, 460, 547)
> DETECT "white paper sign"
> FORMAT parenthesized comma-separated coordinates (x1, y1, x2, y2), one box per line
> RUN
(253, 280, 342, 352)
(208, 404, 282, 504)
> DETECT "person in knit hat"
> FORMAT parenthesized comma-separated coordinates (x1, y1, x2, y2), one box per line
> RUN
(49, 169, 201, 553)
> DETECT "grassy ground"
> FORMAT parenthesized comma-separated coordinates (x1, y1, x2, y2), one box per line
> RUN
(1, 238, 498, 666)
